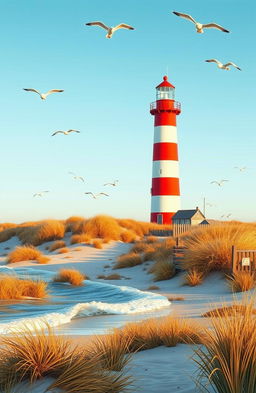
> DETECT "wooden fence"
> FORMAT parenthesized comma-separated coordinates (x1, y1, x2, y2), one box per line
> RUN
(231, 245, 256, 273)
(173, 223, 192, 238)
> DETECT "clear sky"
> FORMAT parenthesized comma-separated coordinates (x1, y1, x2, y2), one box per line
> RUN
(0, 0, 255, 223)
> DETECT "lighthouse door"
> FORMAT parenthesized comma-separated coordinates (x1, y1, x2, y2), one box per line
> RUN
(157, 214, 163, 225)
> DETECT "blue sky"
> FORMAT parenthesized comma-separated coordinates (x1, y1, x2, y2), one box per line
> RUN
(0, 0, 255, 223)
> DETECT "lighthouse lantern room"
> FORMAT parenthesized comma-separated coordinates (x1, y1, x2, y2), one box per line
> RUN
(150, 76, 181, 225)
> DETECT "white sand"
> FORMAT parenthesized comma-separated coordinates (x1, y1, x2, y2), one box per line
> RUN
(0, 236, 236, 392)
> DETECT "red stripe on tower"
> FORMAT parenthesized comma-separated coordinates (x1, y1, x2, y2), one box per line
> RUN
(150, 76, 181, 225)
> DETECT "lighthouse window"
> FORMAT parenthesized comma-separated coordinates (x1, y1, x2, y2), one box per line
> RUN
(157, 87, 175, 100)
(157, 214, 163, 225)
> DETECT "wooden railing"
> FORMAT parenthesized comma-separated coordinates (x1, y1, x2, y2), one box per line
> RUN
(231, 246, 256, 273)
(173, 223, 192, 238)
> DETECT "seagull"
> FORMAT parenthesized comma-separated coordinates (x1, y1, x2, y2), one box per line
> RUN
(206, 203, 216, 207)
(85, 21, 135, 38)
(52, 130, 80, 136)
(104, 180, 119, 187)
(205, 59, 241, 71)
(210, 180, 229, 187)
(84, 192, 109, 199)
(221, 213, 232, 219)
(172, 12, 229, 34)
(234, 166, 247, 171)
(33, 191, 49, 197)
(23, 88, 64, 100)
(69, 172, 85, 182)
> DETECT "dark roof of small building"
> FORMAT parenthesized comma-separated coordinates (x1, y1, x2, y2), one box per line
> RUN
(172, 208, 205, 220)
(199, 219, 210, 225)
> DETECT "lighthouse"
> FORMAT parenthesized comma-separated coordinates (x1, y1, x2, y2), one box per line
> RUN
(150, 76, 181, 225)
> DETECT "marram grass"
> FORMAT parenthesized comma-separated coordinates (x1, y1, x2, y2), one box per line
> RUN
(194, 296, 256, 393)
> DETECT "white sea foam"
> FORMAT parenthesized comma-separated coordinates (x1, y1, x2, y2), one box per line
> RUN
(0, 267, 170, 334)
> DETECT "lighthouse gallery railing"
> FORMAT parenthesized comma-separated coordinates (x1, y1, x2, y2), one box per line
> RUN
(150, 100, 181, 112)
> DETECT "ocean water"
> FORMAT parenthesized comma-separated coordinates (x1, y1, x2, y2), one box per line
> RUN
(0, 267, 171, 334)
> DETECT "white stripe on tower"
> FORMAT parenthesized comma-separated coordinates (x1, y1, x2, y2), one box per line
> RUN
(149, 75, 181, 225)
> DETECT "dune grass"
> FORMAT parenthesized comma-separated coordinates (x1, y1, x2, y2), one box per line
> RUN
(0, 323, 131, 393)
(151, 259, 176, 281)
(114, 252, 143, 269)
(0, 275, 47, 299)
(194, 297, 256, 393)
(202, 304, 256, 317)
(92, 239, 103, 249)
(70, 233, 91, 245)
(226, 271, 256, 292)
(74, 215, 122, 240)
(147, 285, 160, 290)
(184, 269, 204, 286)
(49, 240, 66, 252)
(97, 274, 123, 280)
(57, 247, 70, 254)
(120, 230, 137, 243)
(54, 269, 85, 286)
(181, 223, 256, 274)
(88, 334, 133, 371)
(7, 245, 50, 264)
(117, 316, 205, 352)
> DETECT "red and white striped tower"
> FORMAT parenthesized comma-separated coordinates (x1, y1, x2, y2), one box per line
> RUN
(150, 76, 181, 225)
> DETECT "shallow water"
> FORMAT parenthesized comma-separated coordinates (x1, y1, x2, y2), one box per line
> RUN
(0, 267, 171, 334)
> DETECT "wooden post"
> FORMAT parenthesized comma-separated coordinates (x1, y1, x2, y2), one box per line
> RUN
(231, 245, 236, 274)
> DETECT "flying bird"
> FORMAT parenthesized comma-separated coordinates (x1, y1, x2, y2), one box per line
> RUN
(85, 21, 135, 38)
(205, 59, 241, 71)
(104, 180, 119, 187)
(172, 12, 229, 34)
(52, 130, 80, 136)
(33, 191, 49, 197)
(221, 213, 232, 219)
(84, 192, 109, 199)
(23, 88, 64, 100)
(68, 172, 85, 182)
(206, 203, 216, 207)
(210, 180, 229, 187)
(234, 166, 247, 171)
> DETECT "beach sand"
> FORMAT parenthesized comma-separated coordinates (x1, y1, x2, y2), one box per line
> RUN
(0, 236, 233, 392)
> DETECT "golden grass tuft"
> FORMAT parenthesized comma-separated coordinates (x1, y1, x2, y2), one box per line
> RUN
(49, 240, 66, 252)
(184, 269, 204, 286)
(167, 296, 185, 301)
(147, 285, 160, 290)
(181, 223, 256, 273)
(7, 245, 48, 264)
(120, 230, 137, 243)
(65, 216, 85, 232)
(145, 235, 157, 243)
(57, 247, 70, 254)
(88, 334, 133, 371)
(151, 259, 176, 281)
(37, 255, 50, 264)
(0, 227, 17, 243)
(194, 297, 256, 393)
(202, 304, 256, 318)
(226, 271, 256, 292)
(118, 316, 205, 352)
(92, 239, 103, 249)
(97, 274, 122, 280)
(74, 215, 122, 240)
(0, 275, 47, 299)
(114, 252, 143, 269)
(70, 233, 91, 244)
(14, 220, 65, 246)
(0, 323, 132, 393)
(54, 269, 85, 286)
